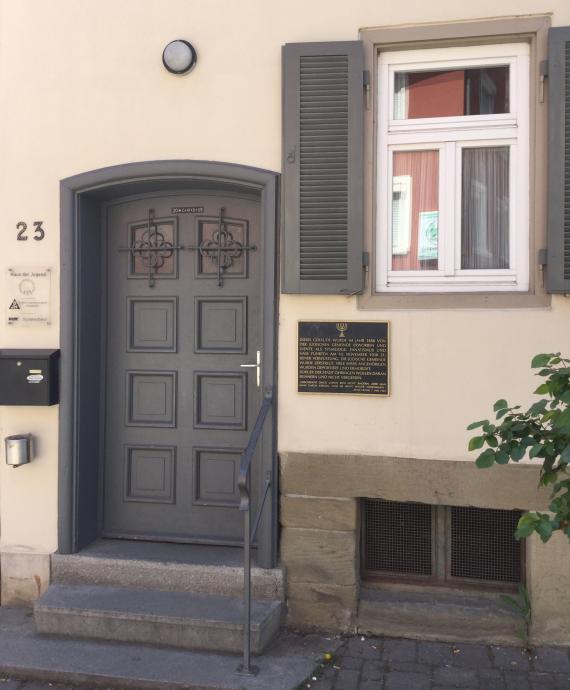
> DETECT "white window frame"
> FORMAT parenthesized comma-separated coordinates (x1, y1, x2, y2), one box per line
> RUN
(376, 43, 530, 293)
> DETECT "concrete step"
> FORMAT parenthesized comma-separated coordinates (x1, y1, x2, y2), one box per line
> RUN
(357, 585, 520, 645)
(1, 607, 333, 690)
(35, 584, 283, 654)
(51, 543, 284, 601)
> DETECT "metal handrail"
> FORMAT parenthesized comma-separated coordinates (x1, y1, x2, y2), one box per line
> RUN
(236, 386, 273, 676)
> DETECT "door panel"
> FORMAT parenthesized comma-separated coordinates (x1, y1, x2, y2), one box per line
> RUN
(103, 194, 261, 543)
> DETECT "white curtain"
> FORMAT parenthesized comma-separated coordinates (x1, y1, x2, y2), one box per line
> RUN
(461, 147, 509, 270)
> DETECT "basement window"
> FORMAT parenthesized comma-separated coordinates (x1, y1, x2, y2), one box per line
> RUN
(362, 498, 523, 589)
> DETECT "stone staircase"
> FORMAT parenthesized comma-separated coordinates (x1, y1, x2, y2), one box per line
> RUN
(33, 541, 285, 655)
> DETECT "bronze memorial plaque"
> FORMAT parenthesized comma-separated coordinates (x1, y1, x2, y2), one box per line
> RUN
(298, 321, 390, 396)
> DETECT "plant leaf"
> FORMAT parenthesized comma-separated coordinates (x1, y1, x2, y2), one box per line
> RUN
(531, 354, 552, 368)
(500, 594, 522, 613)
(534, 383, 550, 395)
(511, 446, 526, 461)
(476, 449, 496, 468)
(553, 408, 570, 430)
(468, 436, 485, 451)
(535, 519, 554, 542)
(467, 420, 487, 431)
(495, 450, 510, 465)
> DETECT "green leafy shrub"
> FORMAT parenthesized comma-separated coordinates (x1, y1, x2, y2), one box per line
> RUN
(467, 353, 570, 543)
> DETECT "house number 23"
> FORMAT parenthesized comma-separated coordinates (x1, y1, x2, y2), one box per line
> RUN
(16, 221, 45, 241)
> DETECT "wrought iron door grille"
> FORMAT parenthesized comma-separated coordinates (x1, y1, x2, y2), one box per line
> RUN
(449, 506, 522, 583)
(362, 498, 433, 577)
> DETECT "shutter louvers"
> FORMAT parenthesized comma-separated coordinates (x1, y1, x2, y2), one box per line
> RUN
(282, 42, 364, 294)
(547, 28, 570, 293)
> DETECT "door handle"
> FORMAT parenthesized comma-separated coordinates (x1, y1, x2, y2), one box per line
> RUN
(240, 350, 261, 388)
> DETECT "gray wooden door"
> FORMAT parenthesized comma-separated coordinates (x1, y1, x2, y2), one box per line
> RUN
(102, 193, 262, 543)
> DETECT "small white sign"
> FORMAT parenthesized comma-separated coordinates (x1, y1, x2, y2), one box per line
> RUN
(417, 211, 439, 261)
(6, 267, 51, 327)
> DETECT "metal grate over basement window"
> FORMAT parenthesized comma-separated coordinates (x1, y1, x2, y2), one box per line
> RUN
(362, 498, 523, 588)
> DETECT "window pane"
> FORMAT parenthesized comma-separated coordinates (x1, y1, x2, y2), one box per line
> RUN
(391, 150, 439, 271)
(393, 66, 509, 119)
(461, 147, 509, 270)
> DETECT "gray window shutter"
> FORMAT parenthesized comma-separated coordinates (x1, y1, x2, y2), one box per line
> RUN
(547, 27, 570, 293)
(282, 41, 364, 294)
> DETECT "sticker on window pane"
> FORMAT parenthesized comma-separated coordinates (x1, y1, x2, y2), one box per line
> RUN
(418, 212, 438, 261)
(393, 66, 509, 119)
(391, 150, 439, 271)
(461, 147, 509, 270)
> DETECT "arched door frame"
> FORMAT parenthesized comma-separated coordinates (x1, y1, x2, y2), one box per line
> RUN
(59, 160, 279, 568)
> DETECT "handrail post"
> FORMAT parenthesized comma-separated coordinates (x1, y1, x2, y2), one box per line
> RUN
(236, 388, 272, 676)
(243, 501, 254, 673)
(237, 480, 258, 676)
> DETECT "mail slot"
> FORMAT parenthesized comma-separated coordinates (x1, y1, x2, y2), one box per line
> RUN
(0, 350, 60, 406)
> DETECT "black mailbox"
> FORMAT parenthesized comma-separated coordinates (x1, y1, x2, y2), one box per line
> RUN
(0, 350, 60, 406)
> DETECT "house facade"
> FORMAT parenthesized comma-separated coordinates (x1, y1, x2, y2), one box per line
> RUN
(1, 0, 570, 647)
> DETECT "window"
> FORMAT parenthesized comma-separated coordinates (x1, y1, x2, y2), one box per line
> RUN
(362, 498, 523, 588)
(376, 43, 529, 293)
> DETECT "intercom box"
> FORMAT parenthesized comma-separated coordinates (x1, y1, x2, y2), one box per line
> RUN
(0, 350, 60, 405)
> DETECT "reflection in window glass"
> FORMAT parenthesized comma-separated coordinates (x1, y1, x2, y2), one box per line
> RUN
(461, 147, 509, 270)
(391, 150, 439, 271)
(393, 66, 509, 119)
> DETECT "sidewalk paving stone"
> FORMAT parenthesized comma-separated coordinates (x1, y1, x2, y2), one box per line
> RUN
(384, 671, 430, 690)
(503, 670, 532, 689)
(478, 669, 506, 690)
(450, 644, 492, 669)
(530, 672, 558, 690)
(417, 642, 453, 666)
(383, 640, 417, 663)
(308, 681, 333, 690)
(387, 662, 430, 674)
(492, 645, 532, 670)
(335, 669, 361, 690)
(361, 661, 383, 680)
(534, 649, 570, 673)
(340, 658, 364, 671)
(358, 682, 383, 690)
(433, 667, 478, 686)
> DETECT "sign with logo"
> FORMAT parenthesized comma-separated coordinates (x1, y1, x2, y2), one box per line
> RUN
(298, 321, 390, 396)
(417, 211, 439, 260)
(6, 267, 51, 327)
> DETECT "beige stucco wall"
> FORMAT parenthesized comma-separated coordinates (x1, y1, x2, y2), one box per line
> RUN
(0, 0, 569, 634)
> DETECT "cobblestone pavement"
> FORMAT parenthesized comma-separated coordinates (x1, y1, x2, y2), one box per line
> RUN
(302, 636, 570, 690)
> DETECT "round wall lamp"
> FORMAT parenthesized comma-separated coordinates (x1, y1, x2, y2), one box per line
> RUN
(162, 40, 197, 75)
